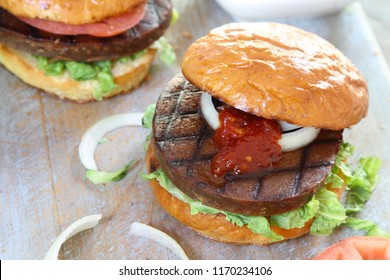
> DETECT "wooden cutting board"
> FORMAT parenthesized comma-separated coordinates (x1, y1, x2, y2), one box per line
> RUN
(1, 0, 389, 260)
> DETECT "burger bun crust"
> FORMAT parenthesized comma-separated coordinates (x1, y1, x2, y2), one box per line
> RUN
(182, 22, 368, 130)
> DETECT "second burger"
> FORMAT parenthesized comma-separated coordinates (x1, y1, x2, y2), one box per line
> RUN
(0, 0, 174, 102)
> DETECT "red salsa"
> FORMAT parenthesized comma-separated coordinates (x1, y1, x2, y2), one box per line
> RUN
(211, 106, 282, 177)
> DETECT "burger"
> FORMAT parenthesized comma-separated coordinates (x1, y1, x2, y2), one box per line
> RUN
(142, 22, 375, 245)
(0, 0, 172, 102)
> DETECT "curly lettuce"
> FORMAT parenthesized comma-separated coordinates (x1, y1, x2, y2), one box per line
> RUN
(34, 50, 149, 100)
(142, 104, 156, 149)
(309, 188, 347, 235)
(270, 197, 319, 230)
(345, 217, 390, 238)
(141, 170, 283, 242)
(346, 157, 382, 213)
(86, 160, 137, 184)
(152, 37, 176, 65)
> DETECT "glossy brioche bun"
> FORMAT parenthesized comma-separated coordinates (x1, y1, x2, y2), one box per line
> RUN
(0, 0, 146, 25)
(182, 22, 368, 130)
(146, 142, 345, 245)
(0, 44, 156, 103)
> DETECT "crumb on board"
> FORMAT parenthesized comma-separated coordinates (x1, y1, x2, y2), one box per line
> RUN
(182, 31, 193, 39)
(146, 74, 153, 81)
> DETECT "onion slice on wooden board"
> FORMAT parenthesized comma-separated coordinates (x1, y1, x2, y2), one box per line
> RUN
(78, 113, 144, 171)
(44, 214, 102, 260)
(130, 222, 189, 260)
(200, 92, 320, 152)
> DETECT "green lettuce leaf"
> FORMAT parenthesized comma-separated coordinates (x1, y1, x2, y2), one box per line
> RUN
(142, 104, 156, 148)
(34, 55, 50, 69)
(324, 172, 344, 188)
(141, 170, 194, 203)
(345, 217, 390, 238)
(142, 104, 156, 130)
(94, 60, 112, 72)
(65, 61, 97, 81)
(270, 197, 319, 229)
(35, 56, 65, 76)
(346, 157, 382, 214)
(170, 8, 179, 25)
(309, 143, 383, 236)
(119, 49, 147, 63)
(130, 49, 148, 61)
(337, 142, 356, 161)
(97, 137, 108, 144)
(34, 53, 149, 100)
(310, 188, 347, 235)
(325, 142, 356, 188)
(86, 159, 137, 184)
(142, 170, 283, 242)
(153, 37, 176, 65)
(45, 61, 65, 76)
(238, 215, 282, 240)
(360, 157, 382, 181)
(94, 71, 117, 101)
(189, 201, 221, 215)
(190, 200, 281, 240)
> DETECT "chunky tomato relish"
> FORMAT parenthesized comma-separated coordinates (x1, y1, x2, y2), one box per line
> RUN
(211, 106, 282, 177)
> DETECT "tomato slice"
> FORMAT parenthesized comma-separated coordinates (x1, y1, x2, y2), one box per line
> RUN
(312, 236, 390, 260)
(17, 4, 146, 37)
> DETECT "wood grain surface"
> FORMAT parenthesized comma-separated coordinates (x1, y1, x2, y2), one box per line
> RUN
(1, 0, 389, 260)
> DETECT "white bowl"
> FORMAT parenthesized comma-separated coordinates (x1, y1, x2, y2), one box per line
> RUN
(214, 0, 357, 21)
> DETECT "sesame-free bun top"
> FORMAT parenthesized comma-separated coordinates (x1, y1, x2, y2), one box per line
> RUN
(0, 0, 146, 25)
(181, 22, 368, 130)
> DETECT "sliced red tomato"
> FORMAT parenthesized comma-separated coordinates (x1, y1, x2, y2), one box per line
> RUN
(312, 236, 390, 260)
(17, 4, 146, 37)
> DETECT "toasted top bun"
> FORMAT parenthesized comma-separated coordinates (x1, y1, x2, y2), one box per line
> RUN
(0, 0, 146, 25)
(182, 22, 368, 130)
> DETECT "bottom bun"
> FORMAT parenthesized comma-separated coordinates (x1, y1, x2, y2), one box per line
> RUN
(0, 44, 156, 103)
(148, 178, 311, 245)
(145, 142, 339, 245)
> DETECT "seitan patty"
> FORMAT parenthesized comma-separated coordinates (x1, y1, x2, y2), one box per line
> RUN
(152, 74, 343, 216)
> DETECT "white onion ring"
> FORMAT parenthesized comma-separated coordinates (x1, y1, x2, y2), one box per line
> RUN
(130, 222, 189, 260)
(200, 92, 220, 130)
(78, 113, 144, 171)
(44, 214, 102, 260)
(278, 126, 320, 152)
(278, 120, 301, 132)
(200, 92, 320, 152)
